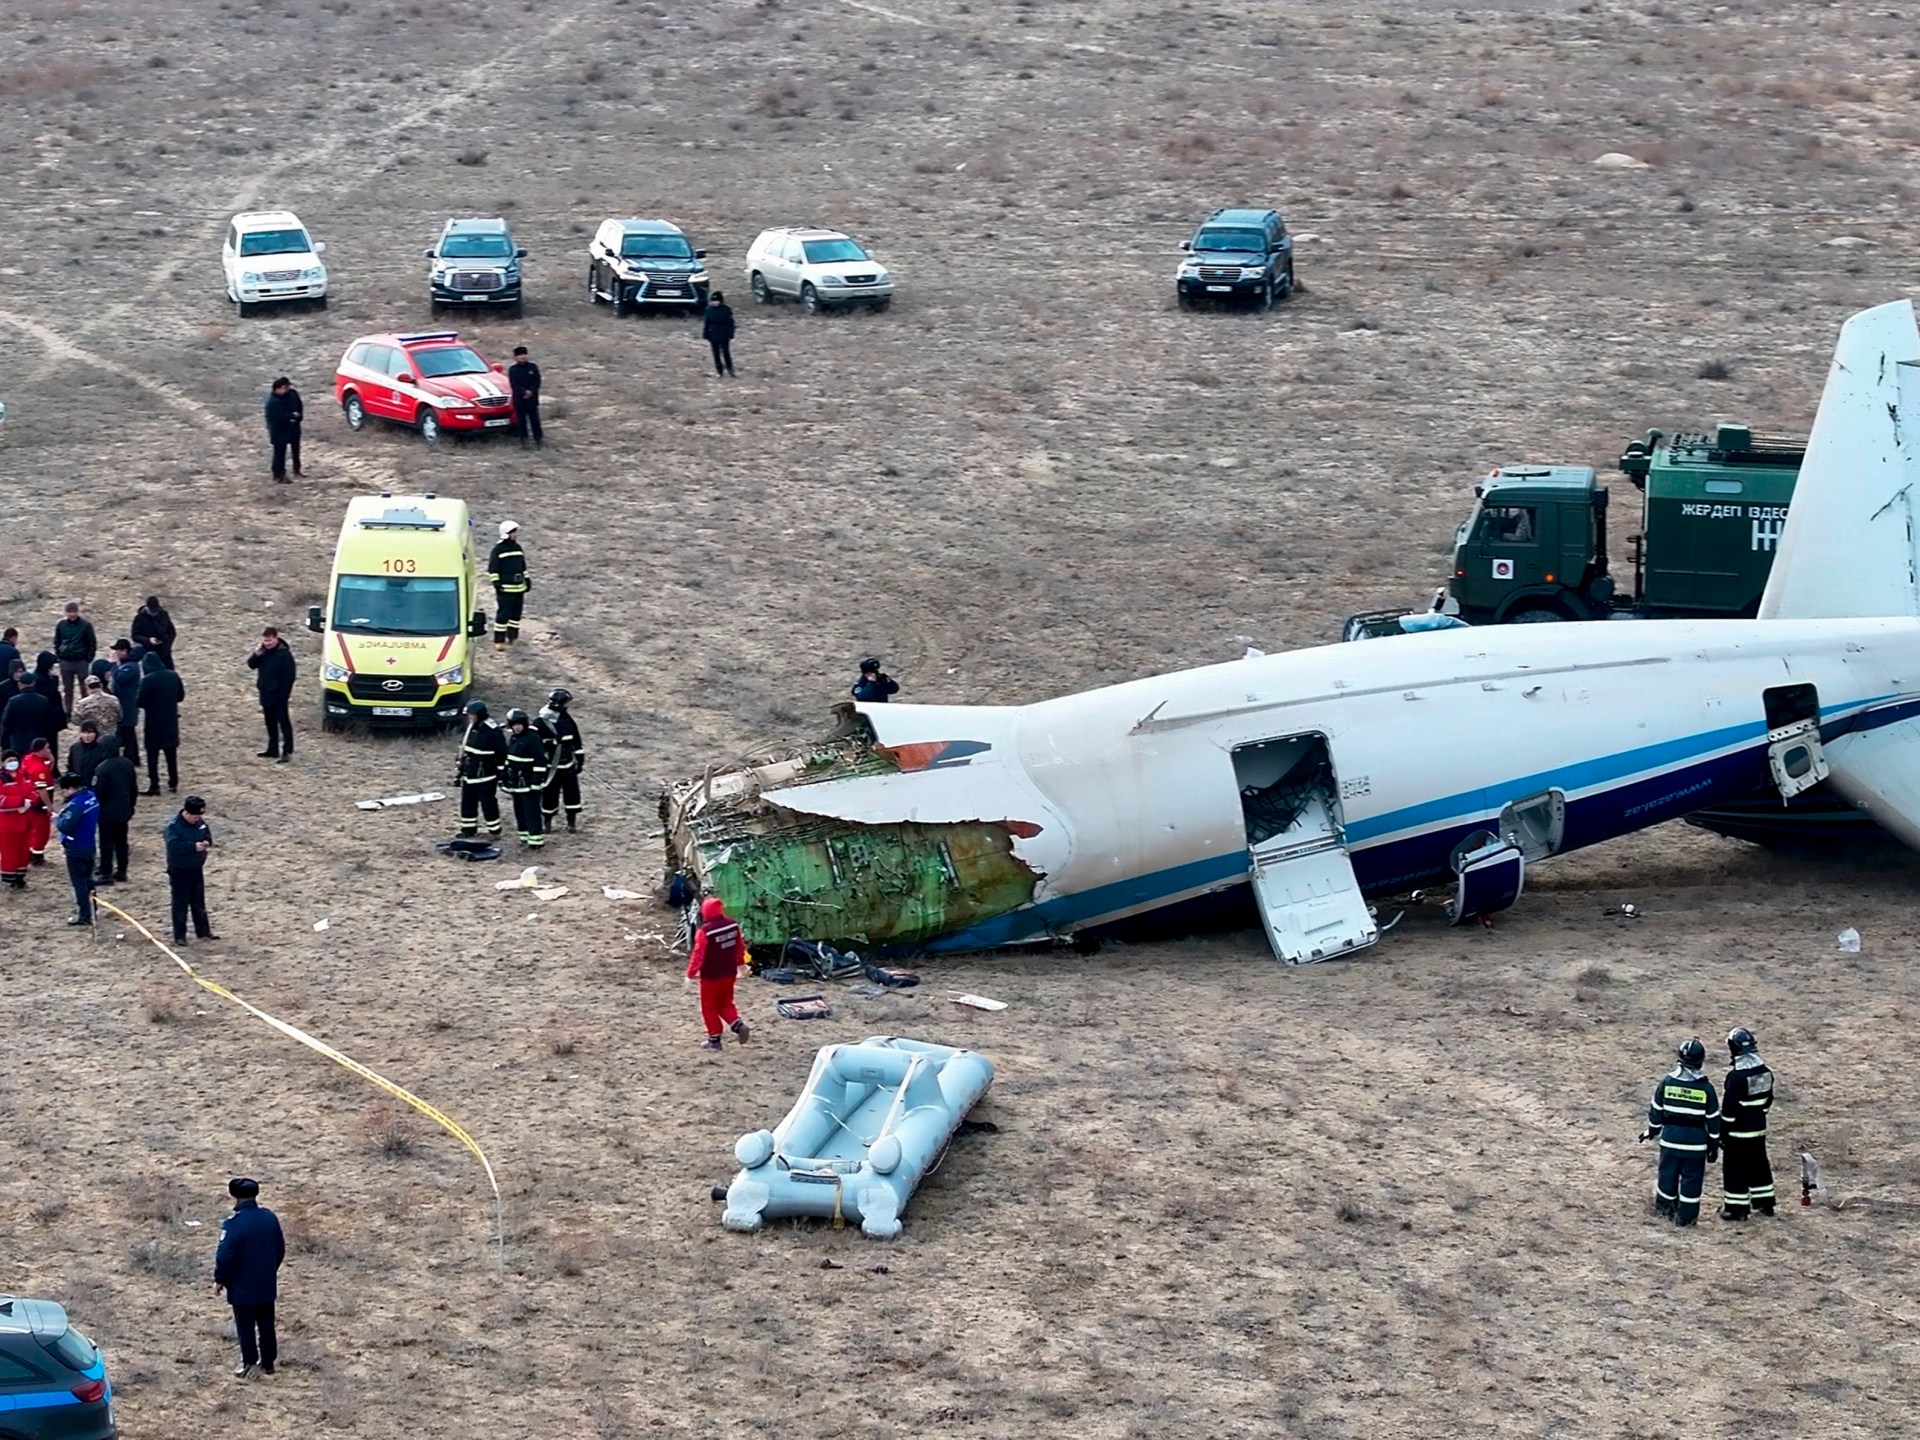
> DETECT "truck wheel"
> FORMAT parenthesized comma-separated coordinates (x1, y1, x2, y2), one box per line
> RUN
(588, 263, 603, 305)
(1278, 264, 1295, 300)
(1259, 277, 1275, 312)
(343, 392, 366, 430)
(751, 272, 772, 305)
(801, 283, 821, 314)
(1507, 607, 1567, 624)
(418, 407, 441, 443)
(1177, 290, 1195, 311)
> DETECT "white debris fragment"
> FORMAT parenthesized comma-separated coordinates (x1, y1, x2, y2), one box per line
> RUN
(1837, 927, 1862, 953)
(533, 885, 570, 901)
(950, 992, 1009, 1012)
(1593, 152, 1651, 169)
(355, 792, 448, 810)
(1823, 235, 1874, 249)
(601, 886, 645, 901)
(496, 867, 540, 890)
(312, 919, 329, 932)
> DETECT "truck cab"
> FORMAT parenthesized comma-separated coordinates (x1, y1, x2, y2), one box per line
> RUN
(1447, 465, 1612, 624)
(307, 493, 488, 730)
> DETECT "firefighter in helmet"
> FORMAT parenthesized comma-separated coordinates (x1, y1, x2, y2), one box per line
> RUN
(1642, 1036, 1722, 1226)
(1720, 1026, 1776, 1220)
(539, 687, 586, 833)
(455, 699, 506, 839)
(501, 708, 550, 848)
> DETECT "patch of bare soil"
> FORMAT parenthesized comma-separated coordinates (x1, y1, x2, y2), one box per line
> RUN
(2, 1, 1918, 1435)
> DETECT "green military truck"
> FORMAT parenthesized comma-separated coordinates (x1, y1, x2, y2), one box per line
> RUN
(1347, 424, 1805, 638)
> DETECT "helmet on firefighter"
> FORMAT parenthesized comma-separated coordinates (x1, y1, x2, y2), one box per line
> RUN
(1677, 1036, 1707, 1069)
(1727, 1026, 1758, 1058)
(505, 708, 530, 728)
(465, 699, 488, 717)
(546, 687, 572, 708)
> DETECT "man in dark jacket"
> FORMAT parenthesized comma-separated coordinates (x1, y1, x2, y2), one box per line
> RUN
(0, 627, 19, 680)
(506, 346, 543, 448)
(486, 521, 529, 651)
(132, 597, 177, 669)
(109, 640, 142, 758)
(851, 658, 899, 704)
(138, 651, 185, 794)
(164, 794, 215, 942)
(92, 749, 136, 884)
(455, 699, 506, 839)
(52, 602, 98, 714)
(213, 1177, 285, 1380)
(703, 291, 736, 377)
(54, 772, 99, 926)
(64, 721, 115, 787)
(246, 628, 296, 762)
(265, 377, 303, 482)
(1, 669, 58, 760)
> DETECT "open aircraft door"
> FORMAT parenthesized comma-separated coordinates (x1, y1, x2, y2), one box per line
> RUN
(1763, 683, 1830, 800)
(1232, 737, 1378, 964)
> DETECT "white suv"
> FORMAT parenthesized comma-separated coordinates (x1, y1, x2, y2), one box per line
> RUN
(223, 210, 328, 315)
(745, 227, 893, 313)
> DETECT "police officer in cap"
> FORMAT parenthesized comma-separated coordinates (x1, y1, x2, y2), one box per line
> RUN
(213, 1176, 285, 1380)
(1641, 1036, 1721, 1226)
(1720, 1026, 1777, 1220)
(455, 699, 506, 839)
(539, 687, 586, 832)
(851, 658, 898, 704)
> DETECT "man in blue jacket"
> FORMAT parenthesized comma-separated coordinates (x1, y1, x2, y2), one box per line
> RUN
(54, 772, 98, 926)
(213, 1176, 285, 1379)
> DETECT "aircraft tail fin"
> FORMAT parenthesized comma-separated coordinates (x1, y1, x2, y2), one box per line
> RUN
(1759, 299, 1920, 621)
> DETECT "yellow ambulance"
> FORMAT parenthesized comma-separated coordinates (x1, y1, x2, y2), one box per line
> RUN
(306, 493, 486, 729)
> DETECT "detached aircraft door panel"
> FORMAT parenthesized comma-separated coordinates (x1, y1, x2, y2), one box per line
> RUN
(1232, 736, 1378, 964)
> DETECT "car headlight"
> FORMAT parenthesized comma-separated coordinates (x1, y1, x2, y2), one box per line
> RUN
(302, 266, 325, 280)
(430, 394, 463, 409)
(1243, 267, 1268, 280)
(1177, 262, 1202, 276)
(434, 664, 465, 686)
(322, 662, 349, 682)
(874, 270, 891, 283)
(623, 267, 648, 281)
(819, 274, 845, 287)
(690, 271, 709, 284)
(242, 271, 261, 283)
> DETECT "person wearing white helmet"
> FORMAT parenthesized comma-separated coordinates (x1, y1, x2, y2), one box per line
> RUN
(486, 520, 530, 652)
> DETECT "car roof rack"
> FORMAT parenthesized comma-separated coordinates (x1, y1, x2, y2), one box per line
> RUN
(393, 331, 462, 345)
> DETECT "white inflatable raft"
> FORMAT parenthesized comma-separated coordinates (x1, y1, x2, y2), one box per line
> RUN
(723, 1036, 994, 1237)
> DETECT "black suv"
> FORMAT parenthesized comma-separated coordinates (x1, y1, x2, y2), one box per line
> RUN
(0, 1296, 115, 1439)
(1175, 208, 1294, 310)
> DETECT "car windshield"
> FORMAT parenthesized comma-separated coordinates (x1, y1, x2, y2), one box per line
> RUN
(239, 229, 311, 257)
(440, 233, 514, 259)
(333, 575, 461, 636)
(1193, 228, 1267, 253)
(802, 238, 869, 264)
(412, 346, 490, 378)
(622, 234, 693, 259)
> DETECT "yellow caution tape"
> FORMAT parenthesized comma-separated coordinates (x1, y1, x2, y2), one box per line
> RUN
(94, 897, 503, 1259)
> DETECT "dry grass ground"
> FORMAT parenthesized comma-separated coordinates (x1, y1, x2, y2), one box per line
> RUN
(2, 0, 1920, 1435)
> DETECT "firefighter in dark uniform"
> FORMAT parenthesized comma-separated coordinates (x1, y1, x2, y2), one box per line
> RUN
(501, 708, 550, 848)
(487, 521, 529, 652)
(455, 698, 506, 839)
(539, 687, 585, 833)
(1719, 1026, 1776, 1221)
(1642, 1036, 1721, 1226)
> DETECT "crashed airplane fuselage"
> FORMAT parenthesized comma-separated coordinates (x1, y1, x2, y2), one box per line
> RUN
(664, 299, 1920, 962)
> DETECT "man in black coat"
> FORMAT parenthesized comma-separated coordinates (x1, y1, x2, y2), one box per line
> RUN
(703, 291, 736, 377)
(131, 597, 177, 669)
(65, 721, 115, 787)
(506, 346, 543, 448)
(264, 377, 304, 481)
(0, 627, 19, 680)
(1, 669, 58, 760)
(164, 794, 215, 941)
(213, 1176, 285, 1380)
(109, 639, 142, 758)
(91, 749, 136, 884)
(137, 651, 185, 795)
(52, 601, 97, 714)
(245, 627, 296, 762)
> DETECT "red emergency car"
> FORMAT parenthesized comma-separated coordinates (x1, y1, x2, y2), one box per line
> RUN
(333, 331, 515, 442)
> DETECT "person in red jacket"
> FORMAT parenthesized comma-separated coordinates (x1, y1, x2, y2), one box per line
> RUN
(0, 755, 36, 889)
(685, 896, 750, 1051)
(20, 738, 55, 865)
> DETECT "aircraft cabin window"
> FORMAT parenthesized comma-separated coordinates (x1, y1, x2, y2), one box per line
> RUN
(1483, 506, 1537, 545)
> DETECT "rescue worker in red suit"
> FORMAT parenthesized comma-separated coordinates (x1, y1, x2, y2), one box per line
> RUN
(20, 739, 56, 865)
(0, 754, 37, 889)
(685, 896, 751, 1051)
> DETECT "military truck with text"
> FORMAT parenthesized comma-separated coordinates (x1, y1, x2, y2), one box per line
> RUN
(1346, 424, 1805, 638)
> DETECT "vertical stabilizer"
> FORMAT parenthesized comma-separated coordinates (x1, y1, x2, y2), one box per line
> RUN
(1759, 300, 1920, 620)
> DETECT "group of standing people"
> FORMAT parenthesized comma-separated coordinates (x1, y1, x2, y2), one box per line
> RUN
(455, 689, 586, 849)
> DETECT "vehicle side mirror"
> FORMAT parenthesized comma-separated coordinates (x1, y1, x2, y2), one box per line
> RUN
(516, 248, 529, 258)
(469, 611, 487, 638)
(314, 242, 326, 254)
(695, 249, 708, 259)
(491, 363, 505, 373)
(1179, 241, 1190, 251)
(306, 606, 324, 634)
(396, 373, 414, 385)
(423, 249, 436, 259)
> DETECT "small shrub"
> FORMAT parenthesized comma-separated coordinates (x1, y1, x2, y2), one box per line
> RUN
(549, 1034, 579, 1057)
(454, 148, 488, 167)
(1335, 1200, 1369, 1224)
(128, 1239, 201, 1279)
(142, 987, 178, 1024)
(1697, 358, 1733, 381)
(362, 1103, 422, 1159)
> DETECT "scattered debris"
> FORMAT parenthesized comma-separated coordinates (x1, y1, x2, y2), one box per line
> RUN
(1823, 236, 1874, 249)
(1592, 151, 1651, 170)
(776, 995, 834, 1020)
(496, 867, 541, 891)
(820, 1258, 843, 1269)
(601, 886, 645, 901)
(869, 1264, 890, 1274)
(312, 919, 329, 933)
(1802, 1153, 1827, 1206)
(533, 885, 570, 902)
(1838, 927, 1862, 953)
(435, 838, 500, 862)
(1603, 903, 1640, 919)
(1499, 1003, 1530, 1017)
(356, 791, 447, 811)
(950, 992, 1007, 1012)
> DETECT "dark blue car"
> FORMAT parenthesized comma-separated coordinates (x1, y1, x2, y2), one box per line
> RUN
(0, 1298, 114, 1440)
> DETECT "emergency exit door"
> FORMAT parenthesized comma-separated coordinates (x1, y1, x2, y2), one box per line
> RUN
(1763, 683, 1829, 800)
(1233, 737, 1379, 964)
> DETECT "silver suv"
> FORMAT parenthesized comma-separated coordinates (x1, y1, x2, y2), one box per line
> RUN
(426, 218, 526, 316)
(745, 227, 893, 313)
